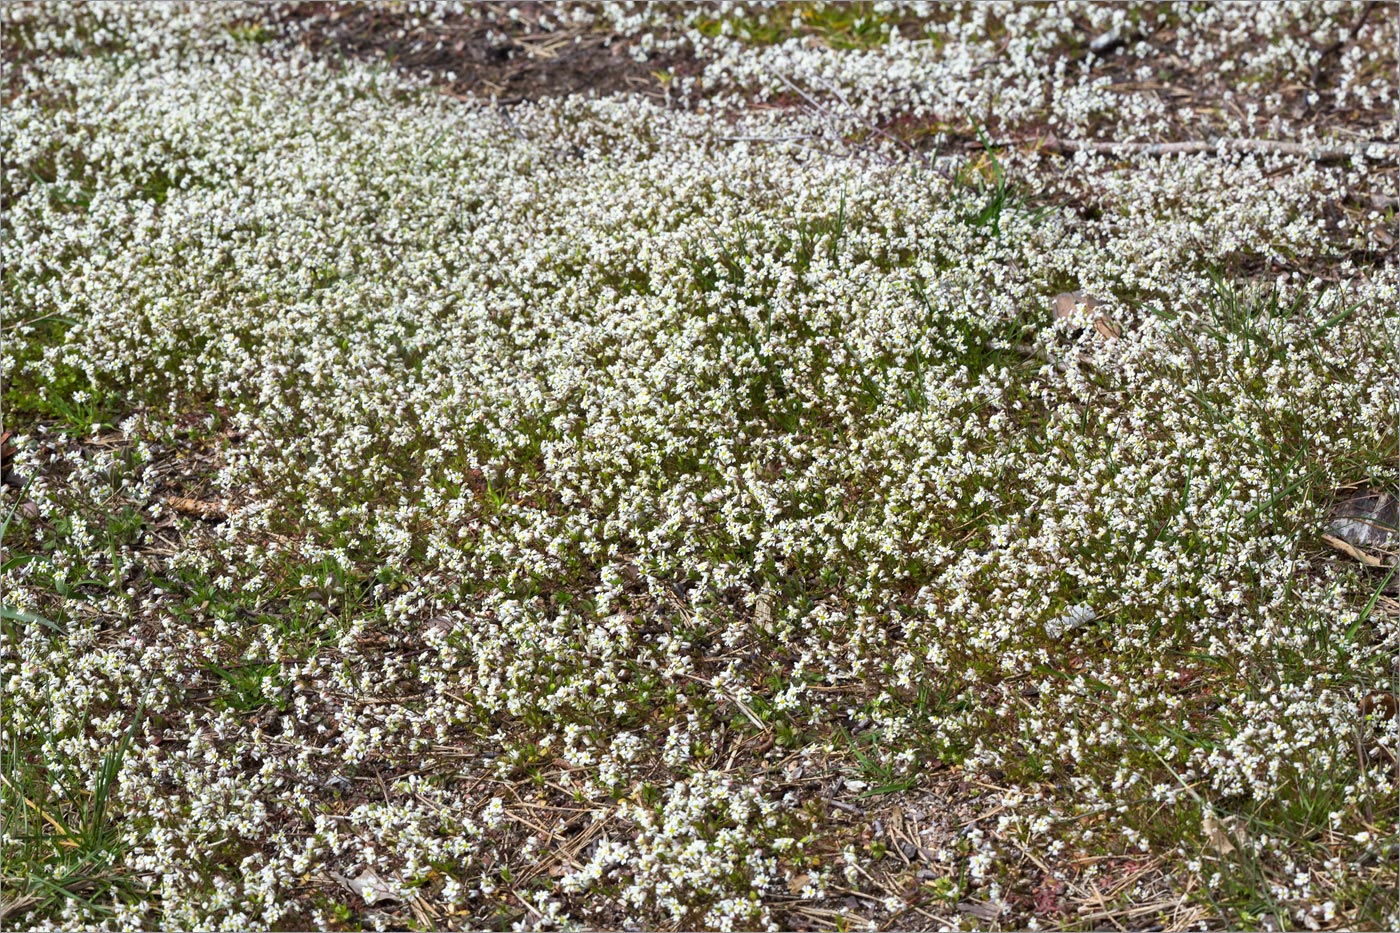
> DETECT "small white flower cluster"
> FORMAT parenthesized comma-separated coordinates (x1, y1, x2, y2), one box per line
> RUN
(561, 773, 792, 931)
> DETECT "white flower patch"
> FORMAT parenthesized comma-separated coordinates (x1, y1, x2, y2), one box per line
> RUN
(2, 0, 1396, 929)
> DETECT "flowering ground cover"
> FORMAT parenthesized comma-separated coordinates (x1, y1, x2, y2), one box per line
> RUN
(2, 2, 1397, 930)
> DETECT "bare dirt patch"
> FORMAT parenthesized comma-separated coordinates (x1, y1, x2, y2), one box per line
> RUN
(274, 1, 698, 104)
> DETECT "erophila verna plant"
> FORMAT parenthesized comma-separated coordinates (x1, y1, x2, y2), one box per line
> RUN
(2, 1, 1397, 930)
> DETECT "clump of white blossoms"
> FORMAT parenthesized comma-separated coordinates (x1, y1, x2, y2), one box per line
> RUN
(2, 1, 1396, 930)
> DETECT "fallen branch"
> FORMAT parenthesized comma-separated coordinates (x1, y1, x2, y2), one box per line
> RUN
(1014, 135, 1400, 164)
(719, 134, 822, 144)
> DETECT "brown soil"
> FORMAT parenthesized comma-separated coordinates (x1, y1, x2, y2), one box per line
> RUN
(274, 1, 700, 105)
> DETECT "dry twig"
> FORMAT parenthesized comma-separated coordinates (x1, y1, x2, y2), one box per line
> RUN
(1323, 533, 1388, 568)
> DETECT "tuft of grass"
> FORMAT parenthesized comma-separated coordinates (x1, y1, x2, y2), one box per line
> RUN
(1, 703, 145, 923)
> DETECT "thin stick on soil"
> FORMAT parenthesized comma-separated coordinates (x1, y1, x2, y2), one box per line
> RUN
(1016, 135, 1400, 164)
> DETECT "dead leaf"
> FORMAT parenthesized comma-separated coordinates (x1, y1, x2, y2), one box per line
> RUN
(1053, 290, 1102, 318)
(1328, 488, 1398, 551)
(324, 774, 353, 792)
(1201, 811, 1236, 856)
(166, 496, 227, 521)
(1054, 291, 1121, 341)
(1092, 316, 1123, 340)
(0, 894, 40, 921)
(787, 872, 811, 896)
(1360, 692, 1398, 721)
(424, 615, 456, 636)
(1, 430, 22, 488)
(1045, 603, 1095, 639)
(331, 868, 400, 906)
(1033, 877, 1066, 916)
